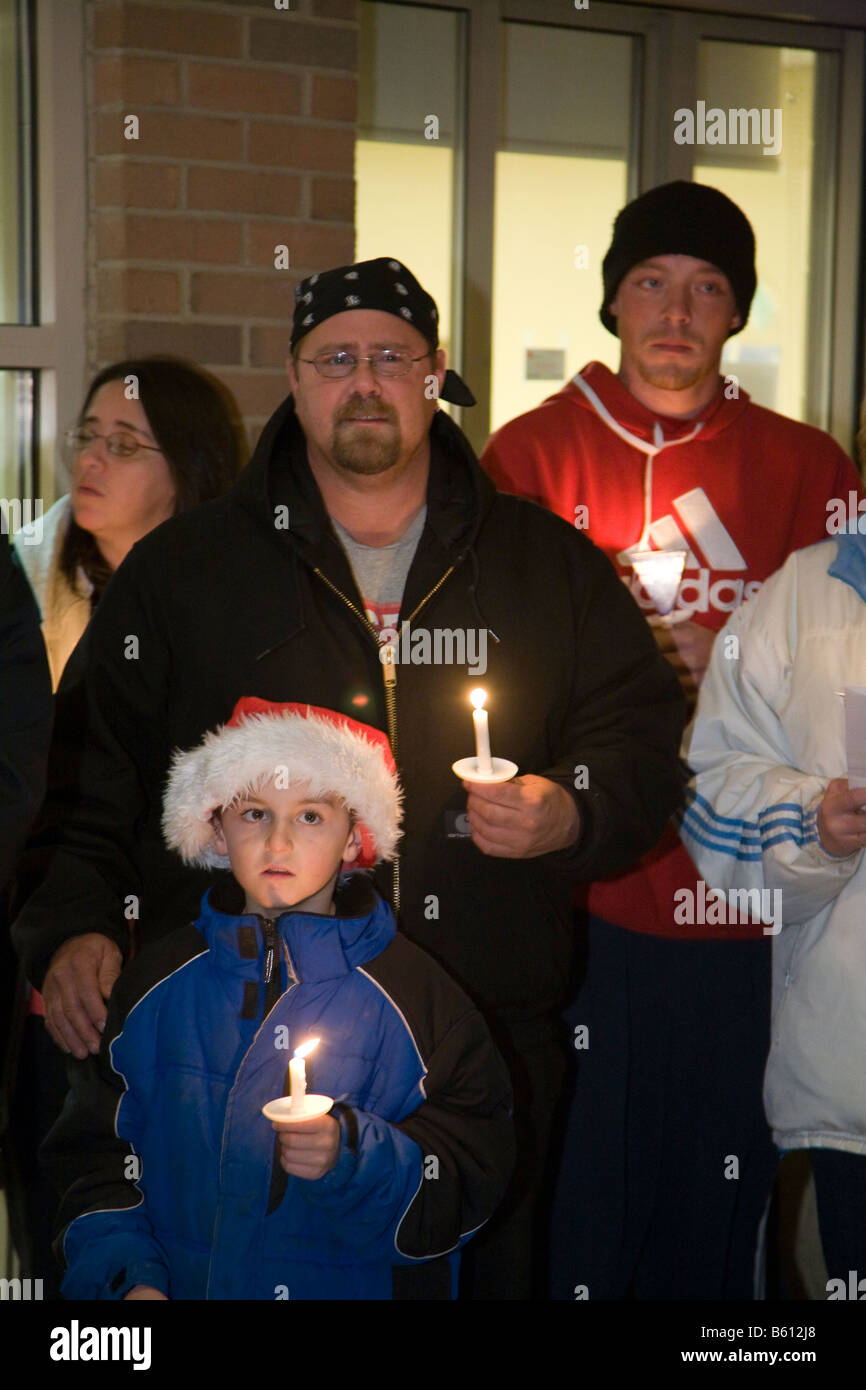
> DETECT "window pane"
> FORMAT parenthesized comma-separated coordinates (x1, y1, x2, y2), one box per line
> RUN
(0, 369, 38, 510)
(0, 0, 36, 325)
(693, 41, 837, 427)
(356, 2, 462, 365)
(490, 23, 636, 432)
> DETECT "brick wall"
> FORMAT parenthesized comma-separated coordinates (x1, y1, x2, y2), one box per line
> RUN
(88, 0, 358, 442)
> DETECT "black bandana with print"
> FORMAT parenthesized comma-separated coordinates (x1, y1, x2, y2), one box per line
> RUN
(290, 256, 475, 406)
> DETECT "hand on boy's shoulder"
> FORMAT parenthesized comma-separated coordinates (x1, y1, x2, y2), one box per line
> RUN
(43, 932, 123, 1060)
(273, 1113, 341, 1181)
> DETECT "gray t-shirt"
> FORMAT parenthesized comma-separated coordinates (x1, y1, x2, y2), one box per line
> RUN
(331, 506, 426, 635)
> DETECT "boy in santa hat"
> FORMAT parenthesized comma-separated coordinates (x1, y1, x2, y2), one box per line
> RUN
(45, 698, 514, 1301)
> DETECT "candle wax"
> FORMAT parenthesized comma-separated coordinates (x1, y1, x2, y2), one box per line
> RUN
(289, 1055, 307, 1105)
(473, 707, 493, 775)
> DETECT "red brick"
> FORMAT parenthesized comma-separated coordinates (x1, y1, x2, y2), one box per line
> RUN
(96, 211, 242, 264)
(124, 215, 243, 264)
(187, 62, 301, 116)
(93, 55, 181, 106)
(95, 161, 181, 210)
(249, 17, 357, 71)
(98, 267, 180, 315)
(92, 2, 124, 50)
(217, 371, 289, 419)
(96, 210, 127, 260)
(191, 272, 296, 319)
(188, 166, 301, 217)
(97, 320, 129, 363)
(124, 320, 242, 365)
(310, 0, 357, 19)
(250, 325, 293, 369)
(311, 176, 353, 222)
(311, 75, 356, 123)
(248, 123, 354, 173)
(95, 111, 244, 160)
(248, 221, 353, 271)
(96, 5, 242, 59)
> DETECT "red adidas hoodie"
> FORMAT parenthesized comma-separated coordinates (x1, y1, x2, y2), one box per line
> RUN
(482, 361, 863, 939)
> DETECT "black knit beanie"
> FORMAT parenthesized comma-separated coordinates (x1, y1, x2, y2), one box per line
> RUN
(600, 181, 756, 336)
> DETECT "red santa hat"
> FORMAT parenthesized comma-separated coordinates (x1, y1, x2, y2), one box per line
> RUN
(162, 697, 401, 870)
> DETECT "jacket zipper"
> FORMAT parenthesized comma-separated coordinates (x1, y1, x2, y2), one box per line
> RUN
(208, 920, 294, 1294)
(261, 917, 281, 1016)
(313, 561, 459, 916)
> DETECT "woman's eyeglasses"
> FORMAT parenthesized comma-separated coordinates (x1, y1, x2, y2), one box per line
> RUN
(65, 428, 163, 459)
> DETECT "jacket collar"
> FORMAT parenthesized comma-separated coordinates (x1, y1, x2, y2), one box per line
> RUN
(230, 395, 497, 568)
(828, 535, 866, 602)
(198, 873, 395, 983)
(570, 361, 751, 450)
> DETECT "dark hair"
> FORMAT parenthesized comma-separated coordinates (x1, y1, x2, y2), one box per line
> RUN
(60, 356, 246, 599)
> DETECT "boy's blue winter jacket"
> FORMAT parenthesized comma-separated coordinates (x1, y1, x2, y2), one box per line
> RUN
(45, 877, 514, 1300)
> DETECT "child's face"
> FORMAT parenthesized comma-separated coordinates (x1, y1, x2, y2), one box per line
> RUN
(211, 781, 361, 918)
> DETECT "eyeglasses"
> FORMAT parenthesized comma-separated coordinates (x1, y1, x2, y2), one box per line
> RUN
(65, 428, 164, 460)
(297, 350, 430, 380)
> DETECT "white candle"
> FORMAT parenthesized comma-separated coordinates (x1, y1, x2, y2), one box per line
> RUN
(629, 549, 687, 616)
(470, 688, 493, 775)
(289, 1038, 319, 1108)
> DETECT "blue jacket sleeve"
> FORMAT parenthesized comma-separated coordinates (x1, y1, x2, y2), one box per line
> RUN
(295, 1007, 514, 1263)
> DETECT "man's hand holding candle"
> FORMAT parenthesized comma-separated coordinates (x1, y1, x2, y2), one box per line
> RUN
(274, 1113, 341, 1180)
(462, 774, 580, 858)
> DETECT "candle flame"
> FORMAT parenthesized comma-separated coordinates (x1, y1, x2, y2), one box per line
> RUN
(294, 1037, 320, 1060)
(470, 688, 487, 710)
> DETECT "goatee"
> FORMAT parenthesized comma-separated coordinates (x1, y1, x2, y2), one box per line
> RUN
(331, 399, 402, 475)
(637, 361, 706, 392)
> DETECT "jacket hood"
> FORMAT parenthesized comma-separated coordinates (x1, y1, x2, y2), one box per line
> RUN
(200, 872, 396, 983)
(569, 361, 752, 453)
(231, 395, 498, 562)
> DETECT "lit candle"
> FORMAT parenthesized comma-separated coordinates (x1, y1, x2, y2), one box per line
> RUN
(289, 1038, 319, 1108)
(629, 549, 687, 616)
(470, 688, 493, 775)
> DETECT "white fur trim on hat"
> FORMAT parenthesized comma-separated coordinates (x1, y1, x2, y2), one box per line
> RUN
(162, 710, 402, 869)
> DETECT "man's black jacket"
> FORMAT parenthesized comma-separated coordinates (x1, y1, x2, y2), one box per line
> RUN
(13, 401, 685, 1020)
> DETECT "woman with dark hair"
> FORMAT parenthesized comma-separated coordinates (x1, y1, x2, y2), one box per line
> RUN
(3, 357, 243, 1290)
(15, 356, 243, 685)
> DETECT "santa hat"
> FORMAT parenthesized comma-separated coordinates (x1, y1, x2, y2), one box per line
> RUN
(162, 697, 401, 870)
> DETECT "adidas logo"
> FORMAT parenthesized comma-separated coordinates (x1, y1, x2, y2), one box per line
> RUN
(618, 487, 762, 615)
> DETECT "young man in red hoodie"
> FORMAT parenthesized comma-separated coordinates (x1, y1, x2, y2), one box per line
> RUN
(482, 180, 863, 1300)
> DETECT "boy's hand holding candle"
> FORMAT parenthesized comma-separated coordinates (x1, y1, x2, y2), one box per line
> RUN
(274, 1113, 341, 1180)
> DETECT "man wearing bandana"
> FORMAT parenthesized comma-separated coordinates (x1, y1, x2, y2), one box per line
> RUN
(13, 258, 684, 1299)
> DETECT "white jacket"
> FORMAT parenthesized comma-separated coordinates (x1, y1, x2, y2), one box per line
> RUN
(14, 496, 91, 690)
(681, 538, 866, 1154)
